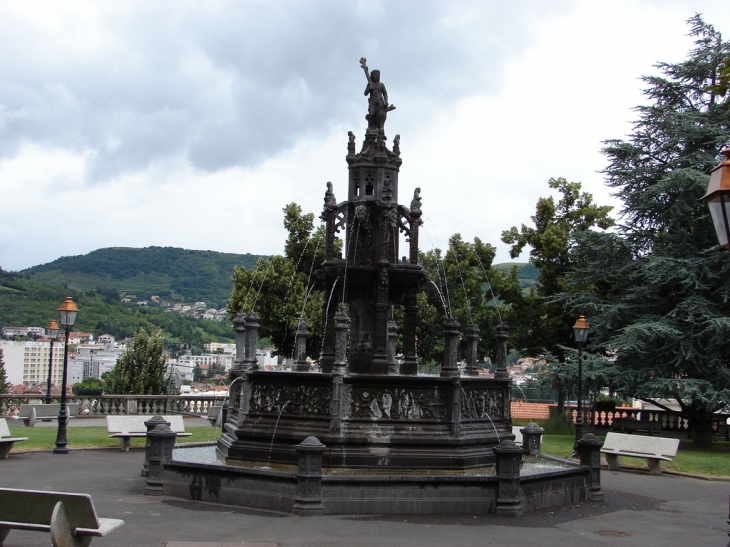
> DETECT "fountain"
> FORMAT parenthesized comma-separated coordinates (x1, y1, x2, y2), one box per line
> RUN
(161, 58, 604, 515)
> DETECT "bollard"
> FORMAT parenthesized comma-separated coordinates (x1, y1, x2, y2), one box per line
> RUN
(293, 436, 326, 516)
(575, 433, 604, 501)
(144, 424, 177, 496)
(141, 415, 171, 477)
(493, 439, 524, 516)
(520, 422, 545, 454)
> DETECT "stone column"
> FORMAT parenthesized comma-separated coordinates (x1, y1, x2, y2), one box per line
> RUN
(494, 321, 510, 380)
(144, 424, 177, 496)
(520, 422, 545, 454)
(409, 212, 422, 265)
(142, 415, 171, 477)
(440, 318, 461, 378)
(293, 318, 311, 372)
(293, 436, 326, 516)
(400, 289, 419, 375)
(332, 305, 350, 375)
(387, 320, 399, 375)
(373, 265, 390, 374)
(232, 313, 247, 373)
(576, 433, 604, 501)
(243, 312, 260, 371)
(493, 440, 524, 516)
(464, 324, 480, 377)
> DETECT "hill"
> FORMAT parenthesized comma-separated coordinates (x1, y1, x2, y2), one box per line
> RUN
(492, 262, 538, 290)
(21, 246, 264, 308)
(0, 269, 234, 349)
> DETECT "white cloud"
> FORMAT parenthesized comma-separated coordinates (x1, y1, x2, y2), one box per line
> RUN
(1, 0, 729, 271)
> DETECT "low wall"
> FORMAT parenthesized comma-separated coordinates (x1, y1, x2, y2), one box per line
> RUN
(510, 402, 550, 420)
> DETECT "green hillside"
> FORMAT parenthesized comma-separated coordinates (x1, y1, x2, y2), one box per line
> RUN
(0, 269, 234, 350)
(21, 246, 264, 308)
(493, 262, 538, 290)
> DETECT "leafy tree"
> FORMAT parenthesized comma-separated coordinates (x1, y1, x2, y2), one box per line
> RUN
(562, 15, 730, 447)
(105, 329, 169, 395)
(0, 349, 8, 394)
(228, 203, 328, 359)
(501, 177, 614, 360)
(417, 235, 520, 366)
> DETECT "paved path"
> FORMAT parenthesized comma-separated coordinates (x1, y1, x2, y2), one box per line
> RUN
(0, 449, 727, 547)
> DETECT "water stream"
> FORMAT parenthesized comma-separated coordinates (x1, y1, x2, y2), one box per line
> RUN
(267, 401, 290, 466)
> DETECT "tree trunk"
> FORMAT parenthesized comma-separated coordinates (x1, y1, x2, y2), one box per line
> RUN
(557, 390, 565, 412)
(689, 410, 715, 449)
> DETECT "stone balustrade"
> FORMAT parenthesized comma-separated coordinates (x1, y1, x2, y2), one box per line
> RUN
(0, 394, 227, 418)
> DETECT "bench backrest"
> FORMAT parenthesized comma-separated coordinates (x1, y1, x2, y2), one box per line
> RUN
(207, 405, 222, 418)
(0, 488, 99, 531)
(0, 418, 10, 438)
(18, 404, 80, 418)
(106, 415, 187, 434)
(603, 432, 680, 458)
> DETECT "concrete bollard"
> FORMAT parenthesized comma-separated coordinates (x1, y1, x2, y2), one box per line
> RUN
(142, 415, 171, 477)
(575, 433, 604, 501)
(493, 439, 524, 516)
(144, 423, 177, 496)
(293, 436, 326, 516)
(520, 422, 545, 454)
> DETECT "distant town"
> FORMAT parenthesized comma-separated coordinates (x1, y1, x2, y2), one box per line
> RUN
(118, 295, 229, 322)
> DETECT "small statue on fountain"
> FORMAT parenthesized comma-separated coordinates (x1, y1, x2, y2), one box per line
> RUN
(324, 181, 337, 208)
(393, 134, 400, 157)
(347, 131, 356, 156)
(410, 187, 422, 213)
(360, 58, 395, 134)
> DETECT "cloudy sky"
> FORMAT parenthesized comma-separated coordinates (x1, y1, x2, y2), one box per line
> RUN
(1, 0, 729, 271)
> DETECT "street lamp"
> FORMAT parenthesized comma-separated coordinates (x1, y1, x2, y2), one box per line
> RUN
(701, 148, 730, 248)
(54, 296, 78, 454)
(572, 315, 590, 444)
(45, 320, 60, 405)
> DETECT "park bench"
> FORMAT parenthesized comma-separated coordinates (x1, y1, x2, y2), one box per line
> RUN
(106, 415, 191, 451)
(0, 487, 124, 547)
(611, 417, 662, 435)
(17, 404, 80, 427)
(0, 419, 28, 459)
(206, 405, 223, 426)
(601, 432, 680, 475)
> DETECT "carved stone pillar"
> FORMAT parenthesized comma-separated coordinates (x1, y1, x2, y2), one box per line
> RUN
(520, 422, 545, 454)
(464, 324, 480, 377)
(142, 415, 170, 477)
(450, 378, 462, 437)
(373, 266, 390, 374)
(576, 433, 604, 501)
(144, 424, 177, 496)
(319, 278, 337, 374)
(494, 321, 510, 380)
(440, 318, 461, 378)
(493, 439, 524, 516)
(293, 318, 311, 372)
(387, 320, 398, 375)
(293, 436, 326, 516)
(243, 312, 260, 371)
(409, 211, 422, 265)
(400, 289, 419, 375)
(333, 305, 350, 375)
(232, 313, 247, 374)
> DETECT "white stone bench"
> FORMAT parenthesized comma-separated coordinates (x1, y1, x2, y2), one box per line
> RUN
(17, 404, 80, 427)
(0, 419, 28, 459)
(0, 487, 124, 547)
(601, 432, 680, 475)
(106, 415, 191, 451)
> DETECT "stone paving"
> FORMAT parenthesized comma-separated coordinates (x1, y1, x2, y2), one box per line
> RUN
(0, 442, 727, 546)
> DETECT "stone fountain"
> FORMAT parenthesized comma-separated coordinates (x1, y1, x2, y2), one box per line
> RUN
(161, 59, 604, 514)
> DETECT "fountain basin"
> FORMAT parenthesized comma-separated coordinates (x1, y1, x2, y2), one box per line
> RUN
(164, 445, 593, 515)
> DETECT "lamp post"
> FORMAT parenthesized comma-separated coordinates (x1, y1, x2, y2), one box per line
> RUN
(573, 315, 590, 444)
(701, 148, 730, 248)
(54, 296, 78, 454)
(45, 320, 60, 405)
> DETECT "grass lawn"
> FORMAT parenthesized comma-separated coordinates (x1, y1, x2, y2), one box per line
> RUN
(541, 434, 730, 477)
(8, 424, 223, 452)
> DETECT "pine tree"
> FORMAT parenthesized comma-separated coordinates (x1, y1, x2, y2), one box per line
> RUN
(105, 329, 169, 395)
(563, 15, 730, 447)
